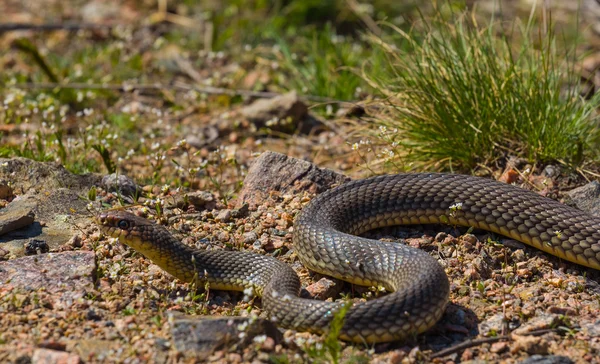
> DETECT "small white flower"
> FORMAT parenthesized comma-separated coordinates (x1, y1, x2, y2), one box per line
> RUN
(449, 202, 463, 210)
(253, 335, 267, 344)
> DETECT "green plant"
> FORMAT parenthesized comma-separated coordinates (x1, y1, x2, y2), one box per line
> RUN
(92, 144, 117, 174)
(272, 25, 381, 101)
(365, 8, 600, 171)
(302, 301, 369, 364)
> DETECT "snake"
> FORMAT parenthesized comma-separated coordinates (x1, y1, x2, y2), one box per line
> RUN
(96, 173, 600, 343)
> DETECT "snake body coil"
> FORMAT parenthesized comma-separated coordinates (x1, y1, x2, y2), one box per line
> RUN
(97, 173, 600, 343)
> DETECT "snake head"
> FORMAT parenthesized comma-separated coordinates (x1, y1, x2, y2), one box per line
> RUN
(95, 210, 155, 250)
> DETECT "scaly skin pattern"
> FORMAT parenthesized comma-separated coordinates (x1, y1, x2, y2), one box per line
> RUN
(97, 173, 600, 343)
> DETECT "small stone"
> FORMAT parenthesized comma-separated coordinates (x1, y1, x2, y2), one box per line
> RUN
(86, 309, 103, 321)
(388, 350, 406, 364)
(227, 353, 243, 364)
(464, 266, 480, 281)
(32, 348, 81, 364)
(169, 313, 281, 359)
(434, 232, 448, 242)
(71, 340, 118, 361)
(260, 337, 275, 352)
(185, 126, 219, 149)
(490, 341, 508, 353)
(461, 348, 474, 361)
(241, 232, 258, 245)
(0, 246, 9, 260)
(502, 239, 527, 250)
(478, 313, 506, 336)
(241, 91, 308, 132)
(215, 231, 230, 242)
(461, 233, 477, 245)
(216, 209, 232, 223)
(511, 249, 527, 262)
(68, 234, 83, 248)
(546, 306, 577, 316)
(510, 334, 549, 355)
(513, 314, 561, 335)
(237, 151, 349, 209)
(518, 355, 574, 364)
(581, 320, 600, 337)
(542, 165, 560, 178)
(0, 182, 13, 199)
(305, 277, 342, 300)
(0, 197, 36, 236)
(101, 173, 140, 197)
(167, 191, 216, 210)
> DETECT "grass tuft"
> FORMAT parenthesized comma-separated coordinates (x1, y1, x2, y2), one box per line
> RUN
(365, 9, 600, 171)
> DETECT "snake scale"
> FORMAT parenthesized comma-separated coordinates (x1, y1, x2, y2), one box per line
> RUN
(97, 173, 600, 343)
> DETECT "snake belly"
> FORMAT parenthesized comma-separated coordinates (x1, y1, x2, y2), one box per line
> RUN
(97, 173, 600, 343)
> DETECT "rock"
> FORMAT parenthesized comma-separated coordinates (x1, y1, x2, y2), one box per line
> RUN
(237, 151, 350, 208)
(542, 165, 560, 178)
(513, 314, 562, 336)
(564, 181, 600, 216)
(259, 336, 275, 352)
(478, 313, 506, 336)
(0, 196, 36, 235)
(215, 209, 232, 223)
(305, 277, 343, 300)
(581, 319, 600, 337)
(167, 191, 216, 210)
(24, 239, 50, 255)
(241, 231, 258, 245)
(518, 355, 574, 364)
(546, 306, 577, 316)
(502, 239, 527, 250)
(490, 341, 508, 353)
(510, 334, 549, 355)
(0, 192, 90, 258)
(0, 251, 96, 309)
(101, 173, 140, 197)
(0, 246, 8, 260)
(0, 158, 101, 258)
(241, 91, 308, 132)
(31, 348, 81, 364)
(185, 126, 219, 149)
(0, 182, 13, 199)
(69, 339, 118, 361)
(0, 158, 101, 196)
(168, 313, 281, 359)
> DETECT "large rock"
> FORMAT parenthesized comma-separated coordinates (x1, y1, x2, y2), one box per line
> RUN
(0, 158, 102, 257)
(0, 157, 101, 195)
(236, 151, 350, 208)
(0, 190, 93, 258)
(564, 181, 600, 216)
(0, 251, 96, 309)
(169, 313, 281, 359)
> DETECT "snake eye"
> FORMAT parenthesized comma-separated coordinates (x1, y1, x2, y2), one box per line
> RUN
(117, 220, 131, 229)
